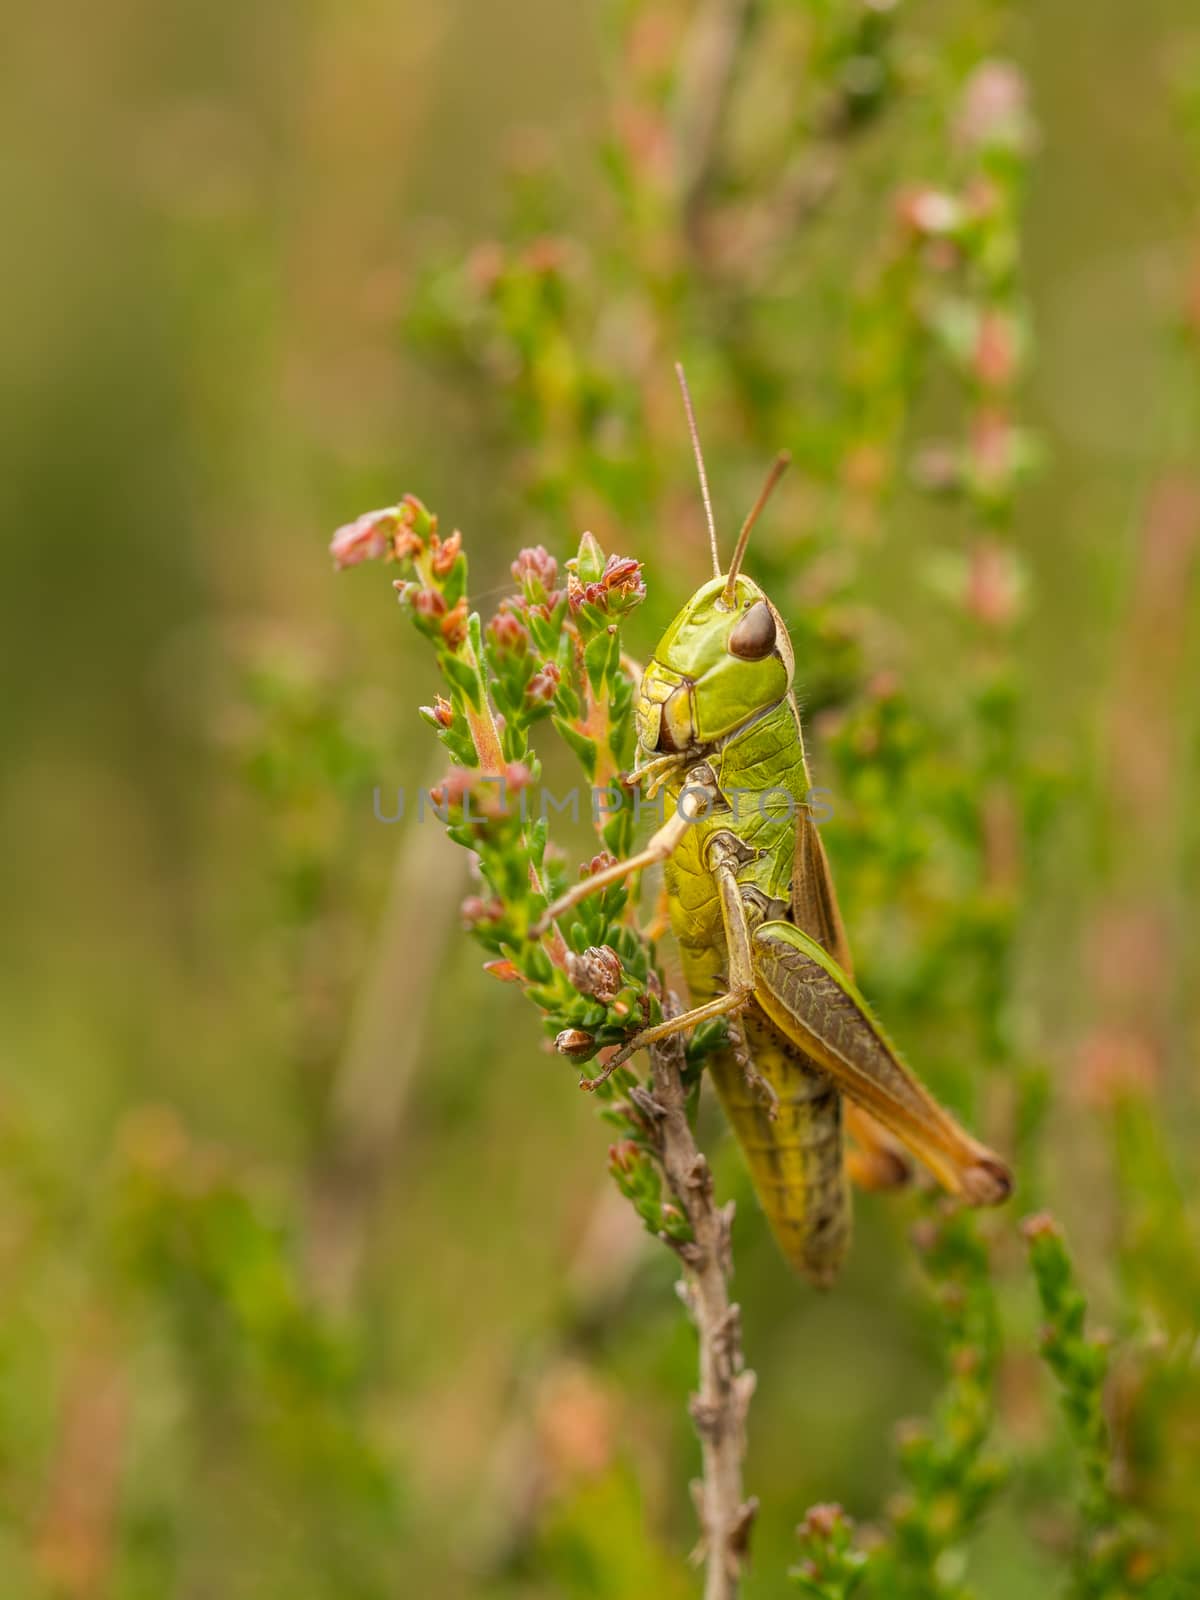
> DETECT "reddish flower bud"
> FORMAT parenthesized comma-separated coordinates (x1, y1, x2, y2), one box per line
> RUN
(912, 441, 963, 494)
(555, 1028, 596, 1060)
(426, 695, 454, 729)
(526, 661, 561, 705)
(601, 554, 645, 597)
(411, 588, 447, 621)
(511, 545, 560, 602)
(430, 528, 462, 577)
(800, 1503, 847, 1541)
(956, 60, 1034, 155)
(583, 851, 617, 879)
(394, 494, 435, 559)
(568, 945, 624, 1003)
(394, 527, 424, 561)
(429, 768, 474, 811)
(608, 1139, 640, 1175)
(896, 186, 961, 238)
(440, 598, 469, 650)
(966, 540, 1023, 627)
(974, 310, 1020, 390)
(487, 608, 530, 657)
(467, 241, 505, 294)
(969, 406, 1016, 489)
(567, 549, 646, 614)
(1020, 1211, 1060, 1243)
(461, 895, 504, 926)
(524, 236, 569, 276)
(329, 507, 398, 569)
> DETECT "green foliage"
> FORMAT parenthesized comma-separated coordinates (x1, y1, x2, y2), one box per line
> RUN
(1022, 1214, 1156, 1599)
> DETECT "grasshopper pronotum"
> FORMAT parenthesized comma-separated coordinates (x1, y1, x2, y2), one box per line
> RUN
(538, 368, 1012, 1286)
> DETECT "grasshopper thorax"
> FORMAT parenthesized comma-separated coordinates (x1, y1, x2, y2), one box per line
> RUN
(635, 574, 794, 759)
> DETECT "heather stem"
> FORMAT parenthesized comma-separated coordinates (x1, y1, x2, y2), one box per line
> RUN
(643, 1026, 757, 1599)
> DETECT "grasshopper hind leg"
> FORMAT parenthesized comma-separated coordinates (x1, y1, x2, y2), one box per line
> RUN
(751, 920, 1013, 1207)
(708, 1017, 851, 1289)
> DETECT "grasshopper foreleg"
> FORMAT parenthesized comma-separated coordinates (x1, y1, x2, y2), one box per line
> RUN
(532, 810, 691, 937)
(581, 830, 756, 1084)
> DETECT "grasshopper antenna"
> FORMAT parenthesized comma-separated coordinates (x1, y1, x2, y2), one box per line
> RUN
(674, 361, 721, 579)
(722, 450, 791, 606)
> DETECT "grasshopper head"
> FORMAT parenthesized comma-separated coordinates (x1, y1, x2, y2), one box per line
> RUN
(642, 367, 794, 762)
(636, 574, 793, 758)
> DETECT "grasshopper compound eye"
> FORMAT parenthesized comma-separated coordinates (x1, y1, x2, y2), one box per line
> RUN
(728, 600, 776, 661)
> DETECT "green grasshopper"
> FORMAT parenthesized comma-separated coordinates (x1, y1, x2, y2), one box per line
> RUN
(538, 368, 1012, 1286)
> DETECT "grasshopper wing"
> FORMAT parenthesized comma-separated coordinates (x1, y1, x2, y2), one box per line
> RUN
(752, 919, 1011, 1206)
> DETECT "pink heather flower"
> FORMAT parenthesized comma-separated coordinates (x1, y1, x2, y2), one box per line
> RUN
(567, 945, 624, 1004)
(967, 541, 1023, 627)
(526, 661, 561, 705)
(523, 236, 569, 276)
(461, 895, 504, 926)
(511, 545, 559, 599)
(956, 61, 1034, 155)
(430, 528, 462, 578)
(567, 554, 646, 614)
(428, 769, 475, 811)
(411, 588, 447, 621)
(329, 507, 398, 569)
(974, 310, 1020, 390)
(896, 186, 961, 238)
(440, 599, 469, 651)
(487, 608, 531, 657)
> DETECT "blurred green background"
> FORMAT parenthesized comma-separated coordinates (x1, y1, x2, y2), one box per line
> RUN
(2, 1, 1199, 1596)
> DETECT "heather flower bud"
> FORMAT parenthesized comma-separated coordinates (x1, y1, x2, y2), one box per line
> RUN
(1020, 1211, 1060, 1243)
(461, 895, 504, 926)
(526, 661, 561, 705)
(568, 944, 624, 1003)
(410, 588, 446, 621)
(567, 548, 646, 615)
(511, 545, 559, 603)
(800, 1503, 848, 1541)
(430, 528, 463, 577)
(487, 608, 530, 657)
(973, 309, 1021, 390)
(896, 186, 961, 238)
(608, 1139, 640, 1175)
(956, 60, 1034, 155)
(440, 598, 469, 650)
(329, 507, 399, 569)
(422, 695, 454, 729)
(555, 1028, 597, 1060)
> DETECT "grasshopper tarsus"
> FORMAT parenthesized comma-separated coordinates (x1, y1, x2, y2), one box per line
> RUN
(962, 1154, 1015, 1206)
